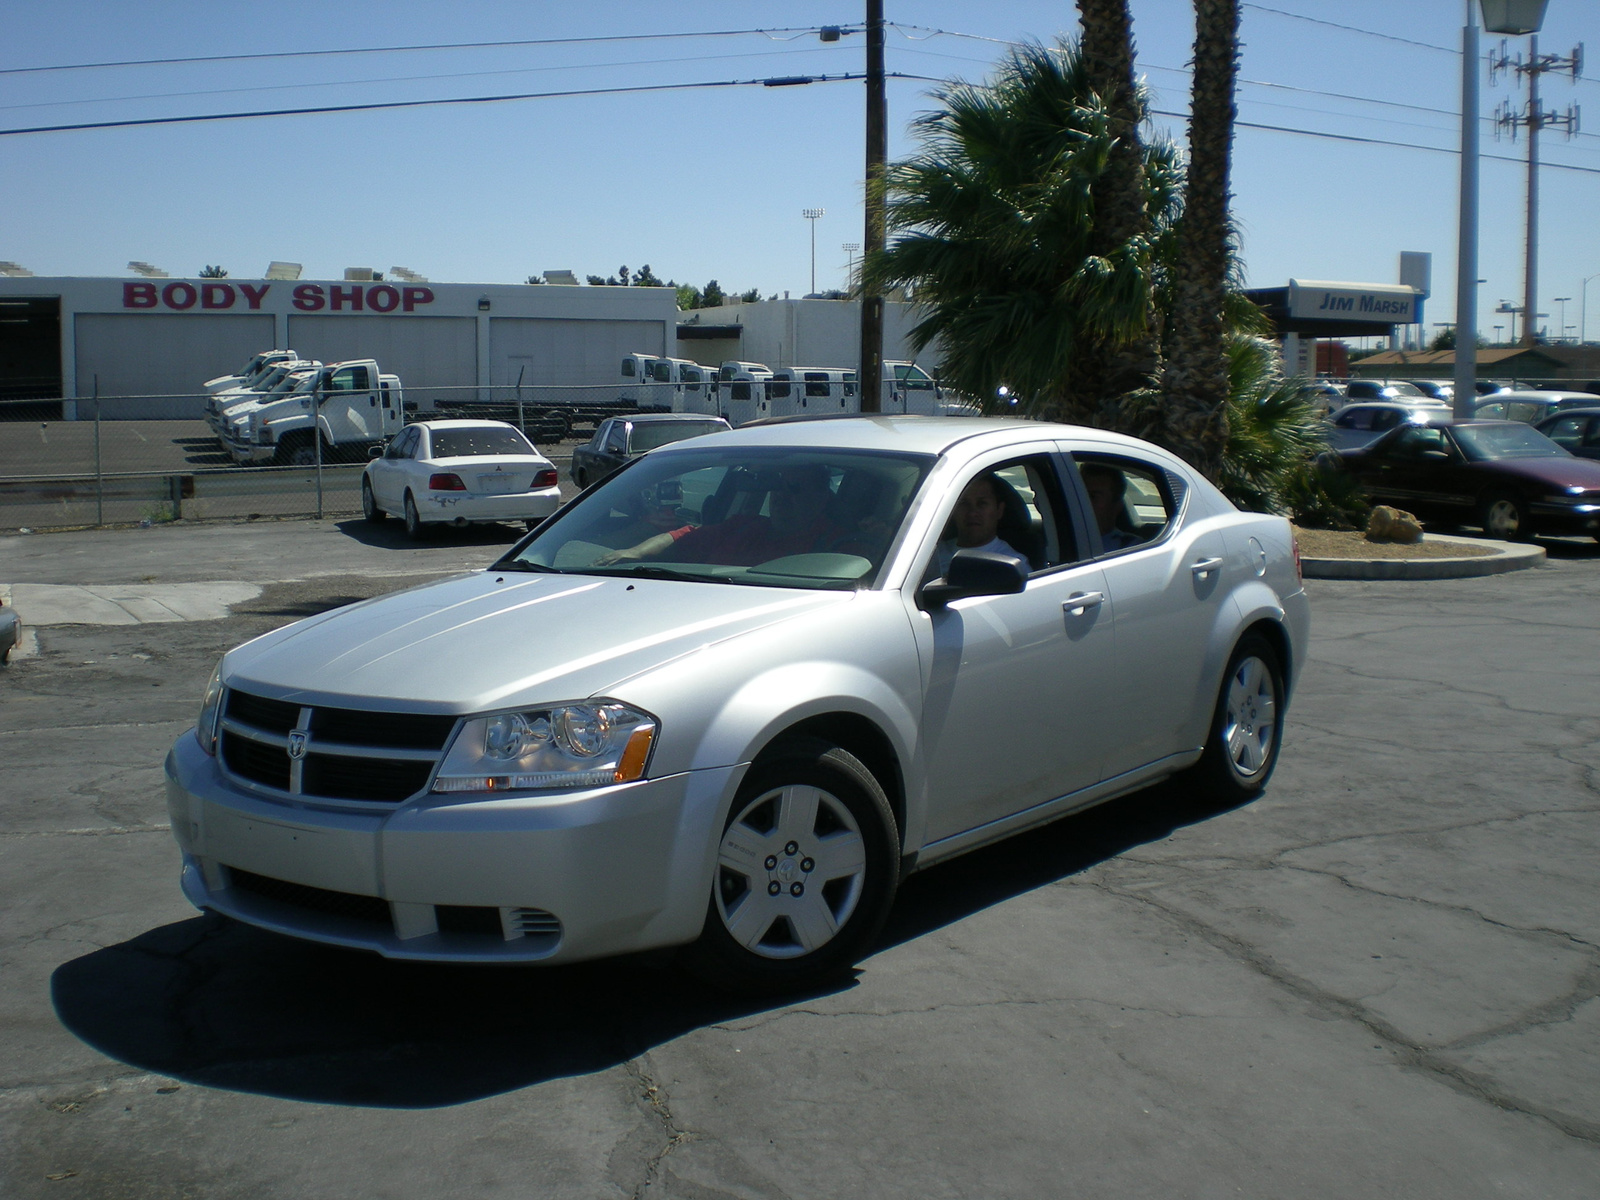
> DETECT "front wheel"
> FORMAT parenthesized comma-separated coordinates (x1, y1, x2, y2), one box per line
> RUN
(1480, 493, 1530, 541)
(1182, 633, 1284, 805)
(361, 478, 385, 523)
(684, 736, 899, 994)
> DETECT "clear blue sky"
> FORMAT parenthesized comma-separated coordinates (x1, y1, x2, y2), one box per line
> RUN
(4, 1, 1598, 342)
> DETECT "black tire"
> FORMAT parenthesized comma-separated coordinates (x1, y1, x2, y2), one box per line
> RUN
(1182, 633, 1285, 805)
(1479, 493, 1531, 541)
(542, 410, 571, 441)
(684, 736, 899, 994)
(361, 478, 385, 524)
(402, 491, 427, 540)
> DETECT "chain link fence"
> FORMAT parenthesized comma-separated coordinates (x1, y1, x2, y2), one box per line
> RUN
(0, 381, 687, 531)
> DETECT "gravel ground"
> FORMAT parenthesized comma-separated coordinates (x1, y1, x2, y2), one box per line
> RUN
(1292, 525, 1495, 559)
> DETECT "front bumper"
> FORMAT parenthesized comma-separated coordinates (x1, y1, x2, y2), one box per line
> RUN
(1527, 500, 1600, 537)
(418, 488, 562, 525)
(165, 731, 738, 963)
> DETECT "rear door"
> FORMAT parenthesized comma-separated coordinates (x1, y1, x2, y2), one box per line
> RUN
(1065, 450, 1235, 780)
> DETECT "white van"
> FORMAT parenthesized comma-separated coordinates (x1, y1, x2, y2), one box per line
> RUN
(766, 368, 858, 419)
(716, 361, 774, 425)
(619, 353, 664, 406)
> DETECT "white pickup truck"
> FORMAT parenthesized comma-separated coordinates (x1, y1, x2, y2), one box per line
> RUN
(221, 359, 404, 465)
(202, 349, 299, 397)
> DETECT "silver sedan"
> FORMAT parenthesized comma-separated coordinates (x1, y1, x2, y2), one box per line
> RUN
(166, 417, 1310, 992)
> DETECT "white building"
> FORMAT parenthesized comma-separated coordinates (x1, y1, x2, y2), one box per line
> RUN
(0, 275, 678, 418)
(676, 297, 939, 376)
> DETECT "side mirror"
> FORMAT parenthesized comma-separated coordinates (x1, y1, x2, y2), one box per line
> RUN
(919, 549, 1028, 610)
(369, 444, 384, 459)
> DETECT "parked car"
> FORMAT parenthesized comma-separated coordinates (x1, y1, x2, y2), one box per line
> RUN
(1410, 379, 1454, 402)
(362, 419, 561, 538)
(1330, 418, 1600, 541)
(0, 596, 19, 664)
(570, 414, 731, 488)
(1471, 390, 1600, 425)
(166, 417, 1310, 992)
(1327, 401, 1451, 450)
(1534, 408, 1600, 461)
(1343, 379, 1434, 402)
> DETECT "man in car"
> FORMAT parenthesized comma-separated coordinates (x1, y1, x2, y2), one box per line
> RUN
(930, 472, 1027, 578)
(597, 464, 845, 567)
(1081, 463, 1142, 551)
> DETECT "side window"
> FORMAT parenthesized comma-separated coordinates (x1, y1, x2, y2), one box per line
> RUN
(1545, 416, 1585, 449)
(769, 378, 792, 399)
(1342, 407, 1373, 431)
(1074, 457, 1175, 554)
(927, 455, 1073, 580)
(606, 424, 627, 453)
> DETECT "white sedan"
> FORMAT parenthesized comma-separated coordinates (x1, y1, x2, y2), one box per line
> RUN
(362, 419, 562, 537)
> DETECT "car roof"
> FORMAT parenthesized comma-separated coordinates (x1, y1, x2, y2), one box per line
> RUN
(1338, 400, 1447, 413)
(412, 419, 526, 432)
(660, 414, 1183, 460)
(1490, 389, 1597, 402)
(620, 413, 731, 424)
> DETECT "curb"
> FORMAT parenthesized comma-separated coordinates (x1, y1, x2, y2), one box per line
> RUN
(1302, 535, 1545, 581)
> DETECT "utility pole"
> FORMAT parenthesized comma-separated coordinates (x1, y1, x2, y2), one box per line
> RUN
(1492, 34, 1581, 346)
(1452, 0, 1480, 418)
(858, 0, 886, 412)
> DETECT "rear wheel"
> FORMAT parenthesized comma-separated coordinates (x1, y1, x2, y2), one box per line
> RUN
(684, 736, 899, 994)
(1480, 493, 1530, 541)
(402, 491, 427, 539)
(361, 478, 385, 523)
(1182, 634, 1284, 805)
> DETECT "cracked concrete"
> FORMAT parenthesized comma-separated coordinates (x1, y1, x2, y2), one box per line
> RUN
(1, 522, 1598, 1198)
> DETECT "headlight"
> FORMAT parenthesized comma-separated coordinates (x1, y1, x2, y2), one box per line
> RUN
(432, 701, 657, 792)
(195, 661, 225, 755)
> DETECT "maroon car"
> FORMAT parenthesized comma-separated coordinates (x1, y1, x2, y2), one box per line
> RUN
(1332, 419, 1600, 541)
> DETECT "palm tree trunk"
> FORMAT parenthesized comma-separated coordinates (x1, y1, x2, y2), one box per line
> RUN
(1160, 0, 1240, 482)
(1074, 0, 1160, 425)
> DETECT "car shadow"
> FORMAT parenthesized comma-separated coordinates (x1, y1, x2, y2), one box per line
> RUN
(332, 517, 525, 550)
(50, 780, 1233, 1109)
(173, 437, 234, 467)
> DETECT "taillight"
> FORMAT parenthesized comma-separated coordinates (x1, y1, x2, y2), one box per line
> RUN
(1291, 533, 1303, 583)
(534, 468, 559, 488)
(429, 473, 466, 491)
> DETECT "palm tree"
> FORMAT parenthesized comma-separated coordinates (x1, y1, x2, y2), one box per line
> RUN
(863, 40, 1180, 423)
(1076, 0, 1162, 422)
(1157, 0, 1242, 481)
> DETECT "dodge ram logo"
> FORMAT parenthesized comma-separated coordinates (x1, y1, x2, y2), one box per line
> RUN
(286, 731, 309, 761)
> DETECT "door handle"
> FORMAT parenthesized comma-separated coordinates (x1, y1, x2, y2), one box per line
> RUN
(1062, 591, 1104, 615)
(1190, 557, 1224, 577)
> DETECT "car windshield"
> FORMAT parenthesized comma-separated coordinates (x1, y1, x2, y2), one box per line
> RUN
(1384, 381, 1425, 397)
(1453, 423, 1568, 461)
(430, 427, 536, 457)
(501, 445, 935, 589)
(630, 420, 727, 452)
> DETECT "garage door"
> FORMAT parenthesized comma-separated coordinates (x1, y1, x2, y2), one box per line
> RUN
(75, 313, 277, 418)
(288, 315, 477, 409)
(490, 318, 666, 406)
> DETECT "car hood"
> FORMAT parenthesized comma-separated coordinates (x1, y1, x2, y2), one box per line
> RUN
(222, 570, 850, 713)
(1479, 455, 1600, 490)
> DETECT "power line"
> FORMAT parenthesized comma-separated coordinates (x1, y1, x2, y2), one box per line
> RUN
(0, 26, 851, 76)
(1239, 4, 1456, 54)
(0, 44, 849, 114)
(0, 74, 865, 138)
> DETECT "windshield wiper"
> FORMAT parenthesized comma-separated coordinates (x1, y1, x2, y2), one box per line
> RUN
(583, 564, 733, 584)
(492, 559, 562, 574)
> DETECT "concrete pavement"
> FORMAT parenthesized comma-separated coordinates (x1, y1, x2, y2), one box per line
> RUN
(1, 520, 1597, 1198)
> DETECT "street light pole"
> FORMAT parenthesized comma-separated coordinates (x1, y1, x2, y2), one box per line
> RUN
(842, 242, 860, 292)
(1582, 272, 1600, 343)
(802, 208, 825, 295)
(1553, 296, 1571, 341)
(1452, 0, 1481, 418)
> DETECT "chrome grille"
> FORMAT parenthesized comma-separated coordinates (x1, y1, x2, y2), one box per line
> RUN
(220, 688, 457, 803)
